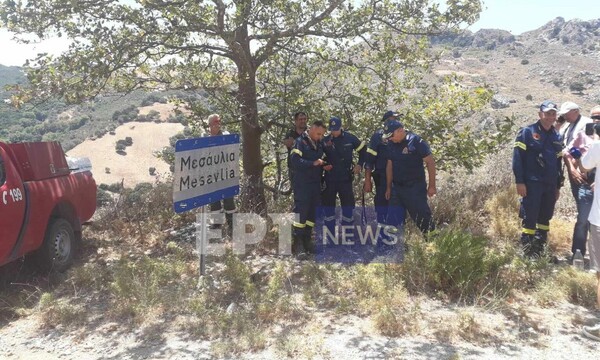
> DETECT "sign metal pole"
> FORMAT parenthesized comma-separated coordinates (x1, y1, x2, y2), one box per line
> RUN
(199, 206, 207, 276)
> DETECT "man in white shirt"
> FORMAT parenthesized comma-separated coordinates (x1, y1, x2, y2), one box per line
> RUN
(580, 105, 600, 340)
(560, 101, 593, 259)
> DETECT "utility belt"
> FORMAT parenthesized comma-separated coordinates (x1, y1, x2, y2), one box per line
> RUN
(393, 178, 423, 187)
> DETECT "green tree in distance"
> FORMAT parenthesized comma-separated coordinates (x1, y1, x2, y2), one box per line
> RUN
(1, 0, 483, 214)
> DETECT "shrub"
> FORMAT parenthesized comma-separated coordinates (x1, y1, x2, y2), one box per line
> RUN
(115, 143, 126, 152)
(484, 186, 520, 241)
(96, 188, 113, 207)
(105, 167, 111, 174)
(520, 59, 529, 65)
(402, 228, 514, 302)
(555, 267, 597, 308)
(99, 182, 123, 193)
(569, 82, 585, 93)
(149, 167, 156, 175)
(125, 136, 133, 146)
(526, 94, 533, 101)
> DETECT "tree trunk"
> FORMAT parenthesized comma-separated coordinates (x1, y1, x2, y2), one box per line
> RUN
(237, 68, 267, 215)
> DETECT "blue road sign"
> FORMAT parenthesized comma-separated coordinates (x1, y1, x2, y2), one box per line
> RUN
(173, 134, 240, 213)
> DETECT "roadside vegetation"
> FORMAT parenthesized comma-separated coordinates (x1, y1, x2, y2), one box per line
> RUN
(1, 158, 597, 356)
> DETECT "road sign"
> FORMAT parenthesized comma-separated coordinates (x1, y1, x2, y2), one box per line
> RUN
(173, 134, 240, 213)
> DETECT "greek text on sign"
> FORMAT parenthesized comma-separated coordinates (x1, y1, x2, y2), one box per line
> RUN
(173, 134, 240, 213)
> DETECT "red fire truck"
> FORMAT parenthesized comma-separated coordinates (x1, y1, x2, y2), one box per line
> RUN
(0, 141, 96, 272)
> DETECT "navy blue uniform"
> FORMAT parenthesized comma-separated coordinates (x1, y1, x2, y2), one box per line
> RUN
(321, 131, 366, 228)
(365, 123, 401, 225)
(290, 131, 325, 253)
(512, 121, 563, 254)
(284, 128, 303, 189)
(386, 132, 434, 234)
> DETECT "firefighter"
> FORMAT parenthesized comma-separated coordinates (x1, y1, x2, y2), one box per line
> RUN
(290, 120, 328, 258)
(384, 119, 436, 235)
(363, 111, 405, 234)
(321, 116, 367, 234)
(283, 111, 308, 189)
(512, 100, 564, 257)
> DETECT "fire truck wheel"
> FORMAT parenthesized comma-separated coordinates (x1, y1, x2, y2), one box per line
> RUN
(35, 218, 77, 272)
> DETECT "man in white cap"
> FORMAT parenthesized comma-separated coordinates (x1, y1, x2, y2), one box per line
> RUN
(560, 101, 593, 260)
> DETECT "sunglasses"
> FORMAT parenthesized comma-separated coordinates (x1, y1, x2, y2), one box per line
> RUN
(592, 115, 600, 120)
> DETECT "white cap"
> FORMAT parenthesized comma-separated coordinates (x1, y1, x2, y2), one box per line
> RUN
(558, 101, 580, 116)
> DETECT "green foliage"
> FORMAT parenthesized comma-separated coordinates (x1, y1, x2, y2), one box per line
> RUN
(96, 188, 113, 207)
(98, 182, 123, 193)
(0, 0, 484, 213)
(402, 228, 514, 302)
(407, 78, 515, 172)
(110, 255, 191, 318)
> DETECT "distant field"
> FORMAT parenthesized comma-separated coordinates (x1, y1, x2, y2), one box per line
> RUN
(67, 121, 183, 187)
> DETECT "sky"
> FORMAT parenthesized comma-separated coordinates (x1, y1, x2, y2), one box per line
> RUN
(1, 0, 599, 67)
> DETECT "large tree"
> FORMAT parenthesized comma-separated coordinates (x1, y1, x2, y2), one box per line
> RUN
(1, 0, 483, 213)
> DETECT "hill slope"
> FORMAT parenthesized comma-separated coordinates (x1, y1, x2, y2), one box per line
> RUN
(67, 122, 183, 187)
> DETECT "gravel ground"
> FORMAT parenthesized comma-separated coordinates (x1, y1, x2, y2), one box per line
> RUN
(1, 300, 599, 359)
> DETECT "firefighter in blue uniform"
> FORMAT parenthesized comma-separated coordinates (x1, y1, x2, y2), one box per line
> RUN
(290, 120, 328, 258)
(364, 111, 405, 231)
(513, 100, 564, 257)
(321, 117, 367, 232)
(283, 111, 308, 190)
(384, 120, 436, 235)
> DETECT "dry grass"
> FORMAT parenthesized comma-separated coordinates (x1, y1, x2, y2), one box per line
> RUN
(547, 217, 574, 255)
(67, 121, 183, 188)
(38, 292, 86, 328)
(484, 186, 521, 242)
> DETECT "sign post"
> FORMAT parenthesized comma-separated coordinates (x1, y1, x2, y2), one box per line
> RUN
(172, 134, 240, 276)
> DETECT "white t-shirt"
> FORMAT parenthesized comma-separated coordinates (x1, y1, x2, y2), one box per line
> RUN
(582, 141, 600, 225)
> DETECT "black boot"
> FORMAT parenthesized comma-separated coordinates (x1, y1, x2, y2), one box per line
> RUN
(520, 234, 536, 258)
(532, 230, 548, 257)
(292, 233, 306, 256)
(303, 232, 315, 255)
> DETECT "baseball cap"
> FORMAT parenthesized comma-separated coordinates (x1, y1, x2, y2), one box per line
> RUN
(539, 100, 558, 112)
(557, 101, 580, 115)
(383, 120, 404, 138)
(328, 116, 342, 131)
(382, 110, 402, 122)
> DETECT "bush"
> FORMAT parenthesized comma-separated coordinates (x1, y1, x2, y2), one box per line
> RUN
(125, 136, 133, 146)
(149, 167, 156, 175)
(115, 143, 126, 152)
(525, 94, 533, 101)
(402, 228, 513, 302)
(105, 167, 111, 174)
(96, 188, 113, 207)
(569, 82, 585, 93)
(99, 182, 123, 193)
(520, 59, 529, 65)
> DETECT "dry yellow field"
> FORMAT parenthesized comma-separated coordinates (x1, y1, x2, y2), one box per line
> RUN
(67, 121, 184, 187)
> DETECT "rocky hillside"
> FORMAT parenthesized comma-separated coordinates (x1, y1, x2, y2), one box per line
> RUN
(433, 17, 600, 124)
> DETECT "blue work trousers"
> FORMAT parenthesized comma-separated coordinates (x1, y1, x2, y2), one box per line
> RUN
(521, 180, 557, 237)
(389, 181, 433, 235)
(570, 181, 593, 256)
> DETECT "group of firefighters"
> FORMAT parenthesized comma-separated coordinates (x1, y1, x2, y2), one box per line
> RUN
(207, 101, 600, 269)
(283, 111, 436, 258)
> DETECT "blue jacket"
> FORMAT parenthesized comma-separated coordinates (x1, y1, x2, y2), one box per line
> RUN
(322, 130, 366, 182)
(365, 121, 393, 174)
(512, 121, 563, 186)
(386, 132, 432, 186)
(290, 131, 325, 184)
